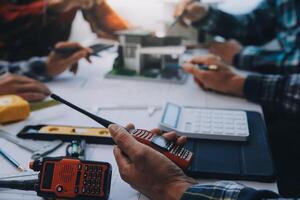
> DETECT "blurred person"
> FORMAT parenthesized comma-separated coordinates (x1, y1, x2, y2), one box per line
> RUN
(174, 0, 300, 73)
(0, 0, 129, 61)
(109, 124, 281, 200)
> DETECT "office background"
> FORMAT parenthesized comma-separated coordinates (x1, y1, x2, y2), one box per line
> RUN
(70, 0, 263, 44)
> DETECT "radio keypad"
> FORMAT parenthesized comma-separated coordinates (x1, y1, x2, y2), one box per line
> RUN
(81, 164, 103, 195)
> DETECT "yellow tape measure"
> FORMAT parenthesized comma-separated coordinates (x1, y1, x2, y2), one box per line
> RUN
(0, 95, 30, 124)
(39, 126, 111, 137)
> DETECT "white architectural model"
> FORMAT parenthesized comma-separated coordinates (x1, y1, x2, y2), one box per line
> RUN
(117, 30, 185, 74)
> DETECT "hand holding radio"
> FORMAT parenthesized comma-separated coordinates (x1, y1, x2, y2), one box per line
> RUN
(109, 124, 197, 200)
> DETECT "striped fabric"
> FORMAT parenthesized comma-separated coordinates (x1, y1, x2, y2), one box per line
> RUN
(181, 181, 280, 200)
(244, 74, 300, 115)
(0, 57, 50, 81)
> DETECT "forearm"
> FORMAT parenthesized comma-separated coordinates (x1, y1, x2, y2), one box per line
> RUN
(0, 57, 51, 81)
(244, 74, 300, 115)
(181, 181, 279, 200)
(234, 47, 300, 74)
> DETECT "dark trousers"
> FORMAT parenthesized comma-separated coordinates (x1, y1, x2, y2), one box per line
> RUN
(264, 110, 300, 197)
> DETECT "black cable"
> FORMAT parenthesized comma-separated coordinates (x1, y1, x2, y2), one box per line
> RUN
(0, 179, 37, 191)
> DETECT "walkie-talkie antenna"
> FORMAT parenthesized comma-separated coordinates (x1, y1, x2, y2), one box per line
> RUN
(50, 94, 114, 128)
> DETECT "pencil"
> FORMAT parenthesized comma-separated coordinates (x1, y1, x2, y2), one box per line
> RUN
(0, 148, 25, 172)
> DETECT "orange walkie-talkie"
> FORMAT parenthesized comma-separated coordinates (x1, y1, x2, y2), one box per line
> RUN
(51, 94, 193, 170)
(30, 157, 112, 200)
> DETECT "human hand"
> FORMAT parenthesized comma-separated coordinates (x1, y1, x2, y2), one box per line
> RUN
(47, 42, 92, 77)
(209, 40, 242, 65)
(183, 55, 245, 96)
(109, 124, 196, 200)
(0, 74, 51, 102)
(174, 0, 209, 27)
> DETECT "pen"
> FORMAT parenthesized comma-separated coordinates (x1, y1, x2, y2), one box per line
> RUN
(170, 0, 199, 28)
(197, 64, 219, 71)
(52, 47, 100, 58)
(51, 44, 114, 58)
(0, 148, 25, 172)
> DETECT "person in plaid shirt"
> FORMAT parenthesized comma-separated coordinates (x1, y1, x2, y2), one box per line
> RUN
(174, 0, 300, 73)
(183, 54, 300, 197)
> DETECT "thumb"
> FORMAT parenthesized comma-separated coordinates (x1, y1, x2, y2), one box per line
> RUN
(109, 124, 142, 161)
(183, 62, 207, 81)
(182, 62, 195, 73)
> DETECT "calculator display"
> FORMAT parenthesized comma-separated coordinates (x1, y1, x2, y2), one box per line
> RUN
(162, 103, 181, 128)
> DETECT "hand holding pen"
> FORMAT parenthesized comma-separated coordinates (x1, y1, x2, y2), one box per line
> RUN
(47, 42, 92, 77)
(173, 0, 209, 27)
(182, 55, 245, 96)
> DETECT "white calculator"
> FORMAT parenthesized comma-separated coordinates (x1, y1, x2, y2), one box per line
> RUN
(159, 103, 250, 142)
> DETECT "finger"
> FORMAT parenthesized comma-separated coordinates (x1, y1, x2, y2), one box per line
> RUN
(109, 124, 144, 162)
(177, 136, 187, 145)
(16, 82, 51, 95)
(189, 54, 220, 65)
(55, 41, 84, 49)
(8, 74, 37, 84)
(18, 92, 48, 102)
(125, 123, 135, 131)
(162, 131, 178, 141)
(183, 63, 205, 76)
(174, 1, 187, 17)
(70, 63, 78, 75)
(150, 128, 162, 135)
(86, 55, 92, 63)
(61, 50, 88, 67)
(113, 146, 131, 168)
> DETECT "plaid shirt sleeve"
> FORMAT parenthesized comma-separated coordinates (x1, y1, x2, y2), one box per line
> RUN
(193, 0, 276, 46)
(193, 1, 300, 73)
(244, 74, 300, 115)
(0, 57, 51, 81)
(234, 47, 300, 74)
(181, 181, 280, 200)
